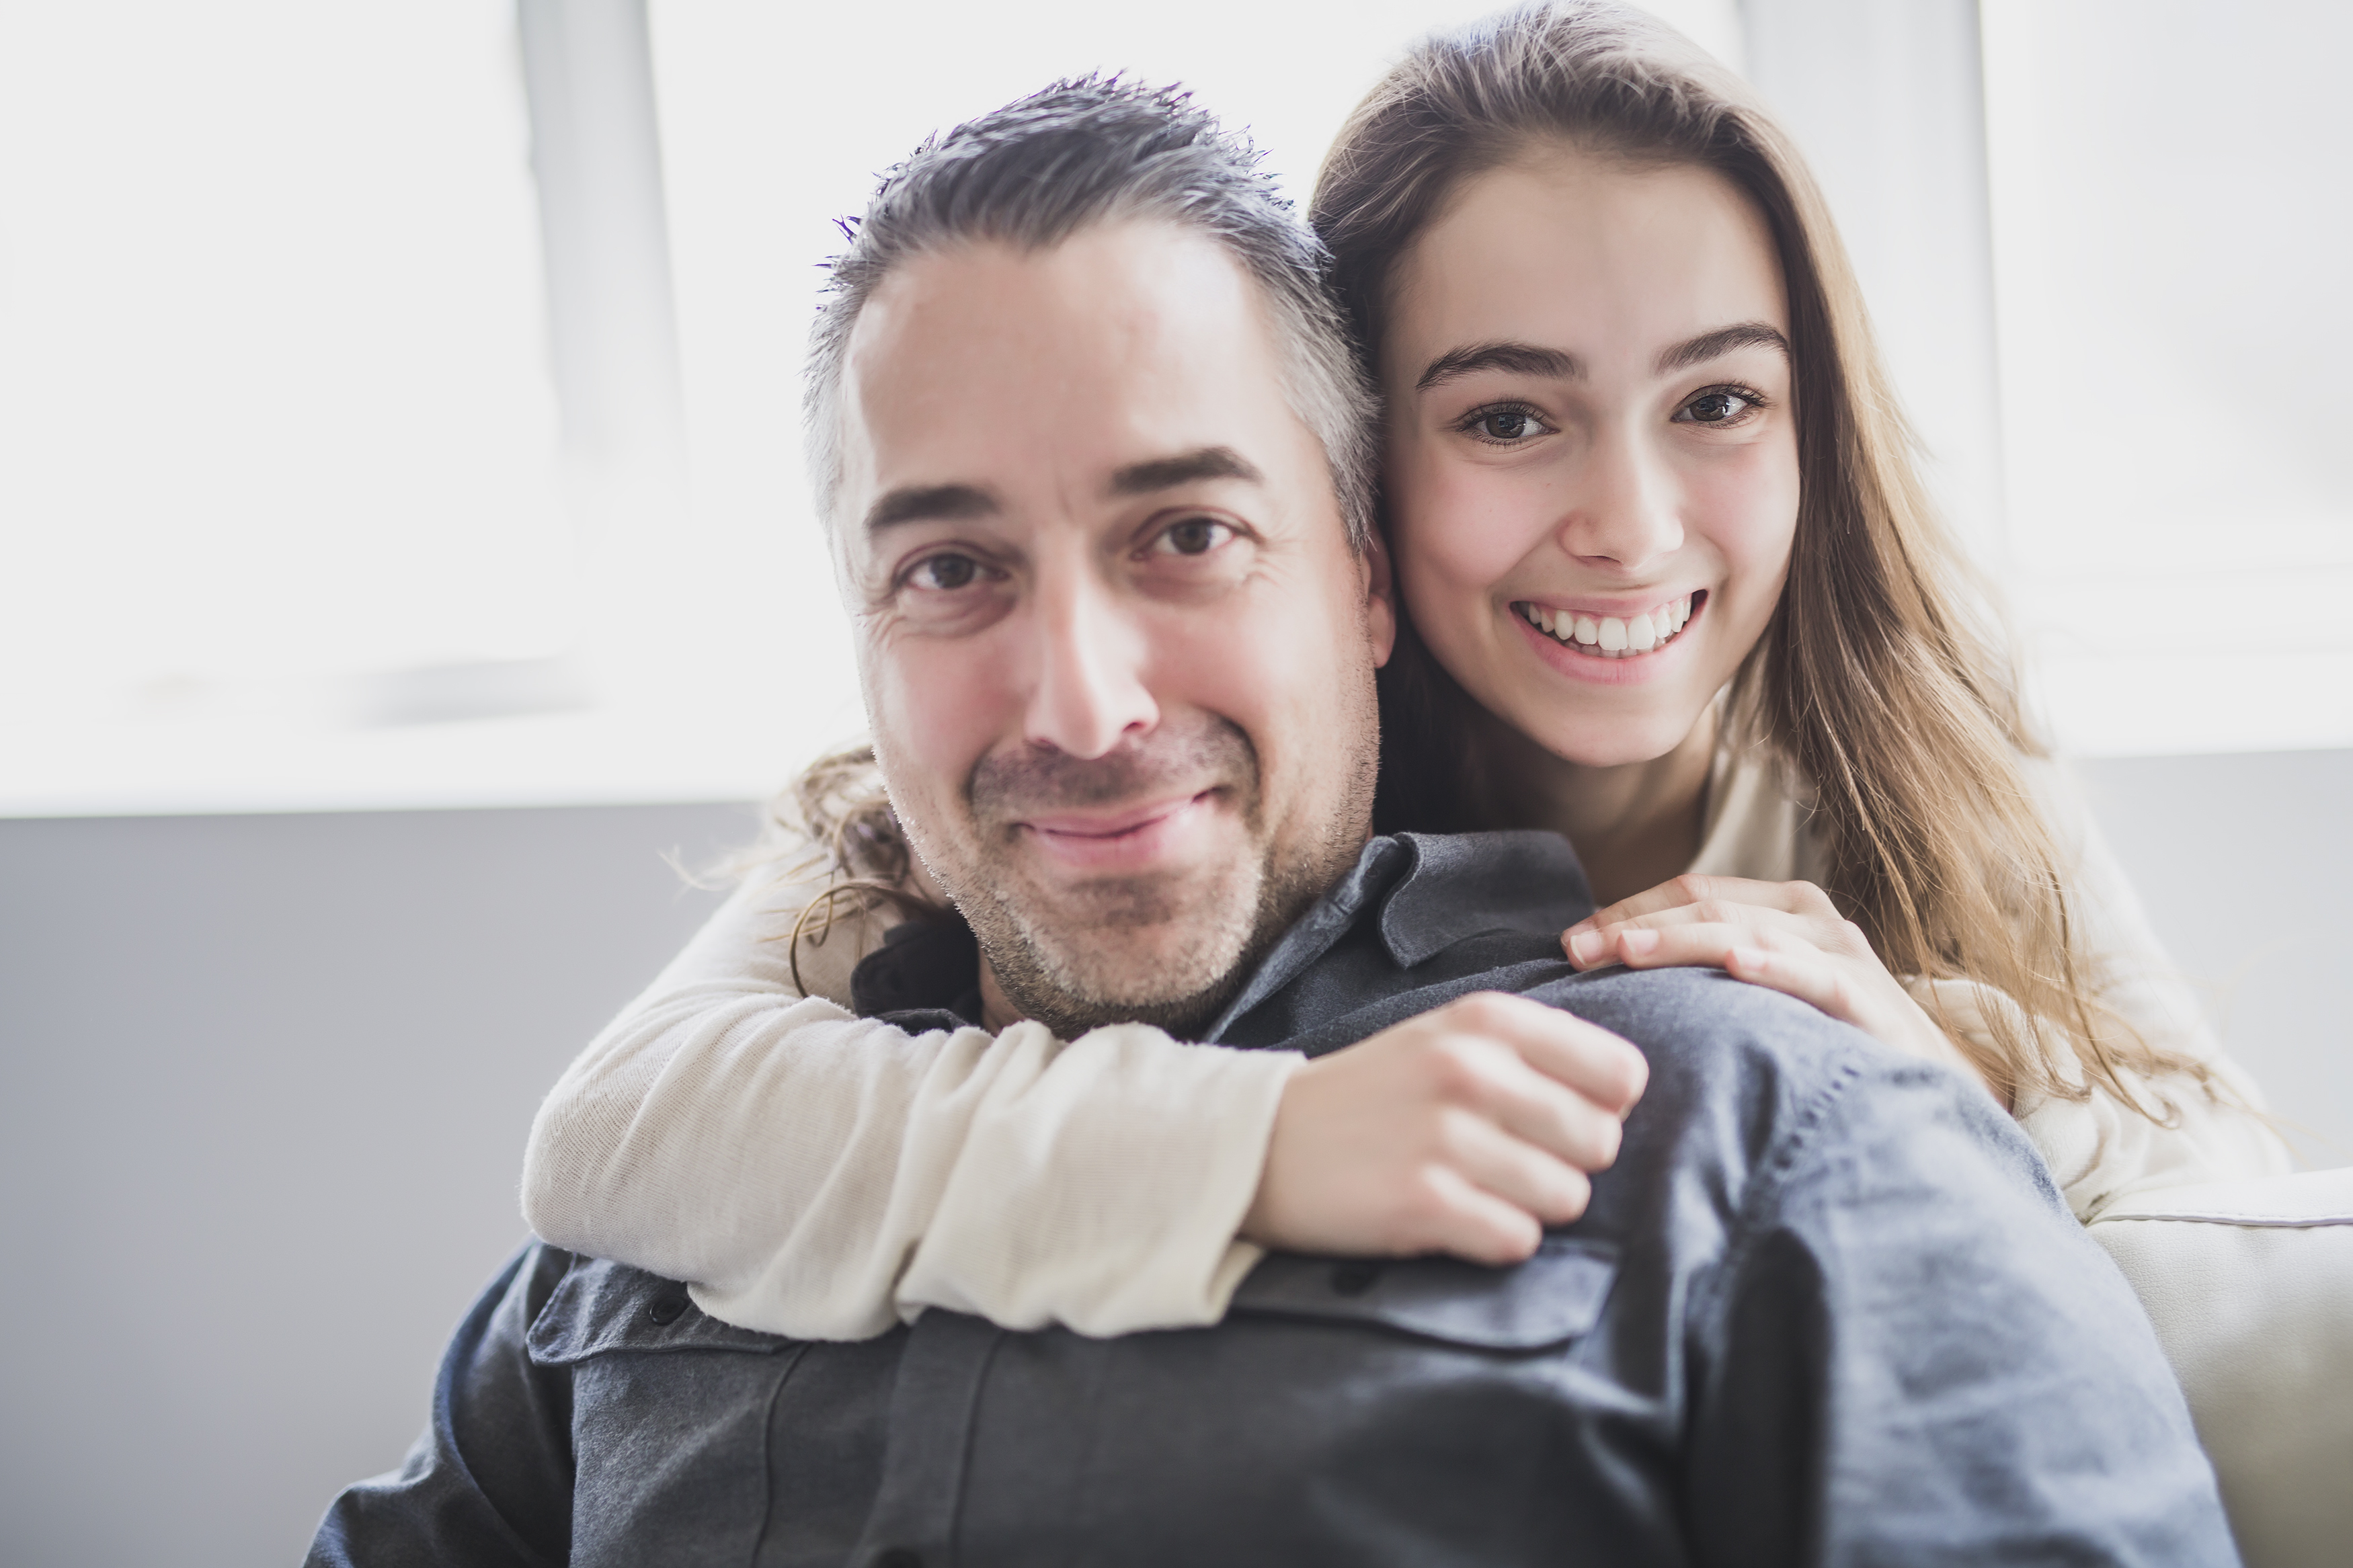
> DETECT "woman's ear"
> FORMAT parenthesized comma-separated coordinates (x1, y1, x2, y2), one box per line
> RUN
(1361, 529, 1398, 668)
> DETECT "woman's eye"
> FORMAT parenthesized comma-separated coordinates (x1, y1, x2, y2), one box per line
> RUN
(1152, 517, 1233, 556)
(1466, 406, 1546, 443)
(1677, 388, 1762, 426)
(907, 552, 982, 591)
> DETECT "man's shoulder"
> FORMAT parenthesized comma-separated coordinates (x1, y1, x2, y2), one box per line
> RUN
(1534, 965, 2060, 1231)
(1277, 942, 2056, 1233)
(1538, 962, 1882, 1110)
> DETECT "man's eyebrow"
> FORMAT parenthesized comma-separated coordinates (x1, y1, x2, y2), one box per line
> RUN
(1109, 446, 1264, 497)
(1414, 341, 1583, 393)
(1654, 321, 1790, 375)
(863, 483, 1000, 533)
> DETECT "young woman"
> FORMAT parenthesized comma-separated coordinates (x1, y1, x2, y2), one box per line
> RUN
(522, 1, 2285, 1340)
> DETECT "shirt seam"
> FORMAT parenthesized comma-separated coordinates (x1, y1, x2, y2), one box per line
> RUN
(1690, 1051, 1870, 1326)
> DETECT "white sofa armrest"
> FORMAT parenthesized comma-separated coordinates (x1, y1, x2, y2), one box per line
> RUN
(2089, 1169, 2353, 1568)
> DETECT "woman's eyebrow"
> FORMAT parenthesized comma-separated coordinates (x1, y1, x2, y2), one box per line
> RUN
(1414, 341, 1583, 392)
(1654, 321, 1790, 374)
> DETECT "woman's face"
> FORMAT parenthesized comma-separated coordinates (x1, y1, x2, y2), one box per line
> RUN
(1382, 149, 1799, 770)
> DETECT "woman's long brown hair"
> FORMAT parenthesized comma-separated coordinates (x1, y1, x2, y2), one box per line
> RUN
(752, 742, 941, 997)
(1316, 1, 2204, 1111)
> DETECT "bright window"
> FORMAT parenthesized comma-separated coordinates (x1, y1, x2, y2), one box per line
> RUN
(24, 2, 2338, 815)
(1983, 0, 2353, 755)
(0, 2, 582, 812)
(0, 0, 1742, 815)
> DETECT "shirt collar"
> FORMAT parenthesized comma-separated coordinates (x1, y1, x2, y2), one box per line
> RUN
(845, 830, 1593, 1036)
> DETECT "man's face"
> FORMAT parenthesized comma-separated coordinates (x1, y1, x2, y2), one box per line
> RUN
(834, 221, 1395, 1036)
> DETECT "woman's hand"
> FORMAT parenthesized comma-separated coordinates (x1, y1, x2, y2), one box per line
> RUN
(1562, 875, 1993, 1093)
(1241, 992, 1648, 1265)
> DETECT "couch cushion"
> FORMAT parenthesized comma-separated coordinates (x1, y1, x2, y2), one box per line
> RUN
(2089, 1169, 2353, 1568)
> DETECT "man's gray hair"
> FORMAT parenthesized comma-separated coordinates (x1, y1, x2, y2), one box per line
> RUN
(803, 77, 1379, 551)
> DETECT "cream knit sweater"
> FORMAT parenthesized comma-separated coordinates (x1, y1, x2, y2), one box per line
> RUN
(522, 747, 2288, 1342)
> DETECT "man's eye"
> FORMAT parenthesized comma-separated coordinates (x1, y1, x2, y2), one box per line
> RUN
(1676, 388, 1762, 426)
(1153, 517, 1233, 556)
(907, 552, 982, 591)
(1462, 405, 1548, 444)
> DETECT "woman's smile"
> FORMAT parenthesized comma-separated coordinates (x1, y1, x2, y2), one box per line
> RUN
(1512, 589, 1704, 659)
(1505, 587, 1707, 688)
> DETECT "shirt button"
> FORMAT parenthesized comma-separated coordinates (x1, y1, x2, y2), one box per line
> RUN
(1329, 1261, 1382, 1296)
(646, 1292, 690, 1325)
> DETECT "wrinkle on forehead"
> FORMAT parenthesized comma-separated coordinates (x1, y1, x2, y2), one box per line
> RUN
(832, 222, 1318, 565)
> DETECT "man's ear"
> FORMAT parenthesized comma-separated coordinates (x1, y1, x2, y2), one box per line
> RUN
(1360, 529, 1398, 669)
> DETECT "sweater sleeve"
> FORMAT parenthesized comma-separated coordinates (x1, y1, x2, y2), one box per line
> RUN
(1908, 760, 2291, 1221)
(519, 868, 1301, 1341)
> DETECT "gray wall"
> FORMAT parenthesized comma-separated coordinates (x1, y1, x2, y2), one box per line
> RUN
(2077, 753, 2353, 1170)
(2, 755, 2347, 1565)
(0, 802, 751, 1567)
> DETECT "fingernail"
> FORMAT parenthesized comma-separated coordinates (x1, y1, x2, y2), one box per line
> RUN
(1568, 930, 1603, 964)
(1620, 929, 1659, 958)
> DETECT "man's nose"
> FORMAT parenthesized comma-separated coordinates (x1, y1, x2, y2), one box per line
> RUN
(1554, 423, 1684, 571)
(1021, 565, 1158, 760)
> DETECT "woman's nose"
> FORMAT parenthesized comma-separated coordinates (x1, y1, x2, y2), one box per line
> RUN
(1554, 426, 1684, 572)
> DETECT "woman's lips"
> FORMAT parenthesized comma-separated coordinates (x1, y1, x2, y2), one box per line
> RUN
(1514, 589, 1703, 656)
(1509, 589, 1708, 684)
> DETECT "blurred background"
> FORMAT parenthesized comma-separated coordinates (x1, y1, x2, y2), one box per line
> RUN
(1, 1, 2346, 1561)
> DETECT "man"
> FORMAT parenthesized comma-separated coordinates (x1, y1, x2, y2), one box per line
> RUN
(312, 80, 2233, 1567)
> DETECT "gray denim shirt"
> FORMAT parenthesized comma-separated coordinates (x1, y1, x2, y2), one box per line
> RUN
(311, 831, 2236, 1567)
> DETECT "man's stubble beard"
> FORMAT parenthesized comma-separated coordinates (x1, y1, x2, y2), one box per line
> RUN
(900, 685, 1380, 1040)
(970, 848, 1297, 1038)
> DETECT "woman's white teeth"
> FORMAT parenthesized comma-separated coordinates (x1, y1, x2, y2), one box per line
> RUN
(1518, 593, 1695, 658)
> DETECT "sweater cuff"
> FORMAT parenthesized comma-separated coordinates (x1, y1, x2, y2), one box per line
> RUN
(899, 1032, 1303, 1337)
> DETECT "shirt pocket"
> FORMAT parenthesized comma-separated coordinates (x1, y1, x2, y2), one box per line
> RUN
(961, 1236, 1632, 1562)
(1226, 1232, 1620, 1350)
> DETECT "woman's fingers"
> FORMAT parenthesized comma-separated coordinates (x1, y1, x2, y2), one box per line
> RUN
(1564, 874, 1815, 938)
(1565, 875, 1843, 942)
(1441, 991, 1648, 1114)
(1412, 1165, 1547, 1266)
(1587, 919, 1857, 1001)
(1720, 942, 1867, 1028)
(1462, 1044, 1628, 1172)
(1597, 921, 1894, 1042)
(1241, 991, 1647, 1264)
(1441, 1112, 1597, 1233)
(1564, 875, 1716, 935)
(1590, 919, 1753, 971)
(1556, 892, 1988, 1094)
(1566, 901, 1825, 968)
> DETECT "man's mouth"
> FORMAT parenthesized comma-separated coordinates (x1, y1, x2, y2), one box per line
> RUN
(1023, 792, 1212, 840)
(1512, 590, 1703, 659)
(1015, 790, 1226, 869)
